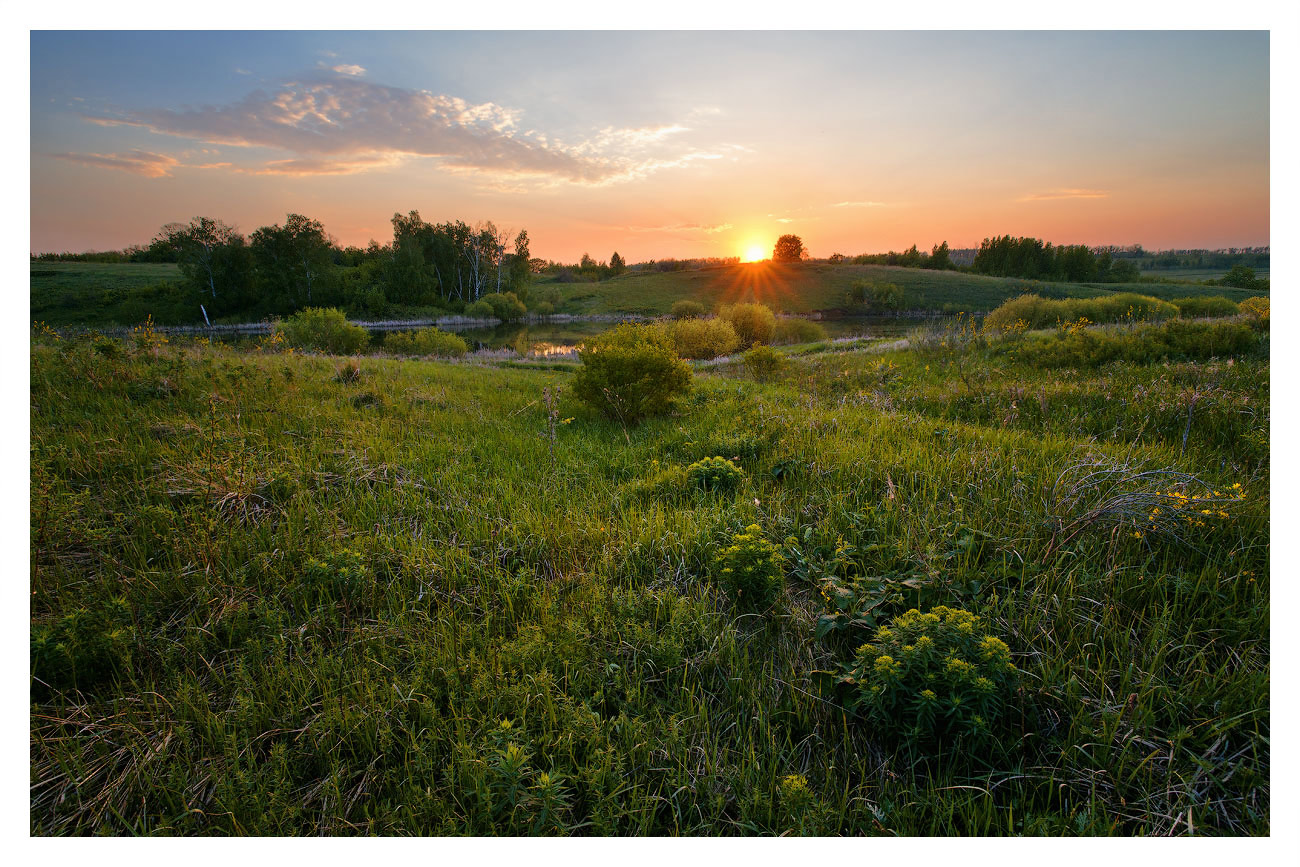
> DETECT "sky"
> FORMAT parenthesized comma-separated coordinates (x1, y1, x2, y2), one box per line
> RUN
(29, 30, 1270, 262)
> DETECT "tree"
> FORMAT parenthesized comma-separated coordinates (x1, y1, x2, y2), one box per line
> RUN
(509, 229, 532, 302)
(609, 251, 626, 276)
(772, 235, 804, 263)
(926, 241, 953, 271)
(155, 217, 247, 302)
(250, 213, 336, 311)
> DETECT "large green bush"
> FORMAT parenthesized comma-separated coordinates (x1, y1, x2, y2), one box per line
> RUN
(720, 302, 776, 348)
(384, 327, 469, 358)
(275, 307, 370, 354)
(480, 291, 528, 322)
(573, 323, 692, 423)
(465, 299, 495, 319)
(685, 456, 744, 493)
(847, 280, 904, 311)
(670, 317, 740, 359)
(670, 300, 707, 319)
(773, 318, 828, 345)
(743, 344, 786, 382)
(985, 292, 1177, 331)
(1172, 295, 1239, 318)
(1009, 318, 1260, 368)
(833, 606, 1019, 743)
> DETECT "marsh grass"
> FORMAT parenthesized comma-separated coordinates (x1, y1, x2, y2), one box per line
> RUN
(29, 314, 1268, 835)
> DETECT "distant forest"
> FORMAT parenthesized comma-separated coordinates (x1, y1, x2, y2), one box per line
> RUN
(33, 214, 1269, 323)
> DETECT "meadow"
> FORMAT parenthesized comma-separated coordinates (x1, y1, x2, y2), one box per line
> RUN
(29, 309, 1269, 835)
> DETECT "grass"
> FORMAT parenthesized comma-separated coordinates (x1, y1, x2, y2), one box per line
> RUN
(29, 312, 1269, 836)
(31, 261, 193, 327)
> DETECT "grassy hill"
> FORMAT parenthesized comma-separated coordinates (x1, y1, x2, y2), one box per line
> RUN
(30, 319, 1269, 835)
(31, 261, 190, 327)
(548, 262, 1256, 317)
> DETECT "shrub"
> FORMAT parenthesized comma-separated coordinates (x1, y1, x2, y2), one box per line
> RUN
(743, 344, 785, 382)
(534, 301, 556, 316)
(848, 280, 904, 311)
(1010, 318, 1260, 368)
(480, 291, 528, 322)
(685, 456, 744, 493)
(465, 300, 495, 319)
(670, 317, 740, 359)
(384, 327, 469, 358)
(720, 302, 776, 348)
(833, 606, 1019, 744)
(1239, 296, 1269, 323)
(573, 323, 692, 423)
(276, 307, 370, 355)
(671, 300, 707, 319)
(773, 318, 828, 345)
(1173, 295, 1239, 318)
(714, 524, 784, 609)
(985, 292, 1177, 332)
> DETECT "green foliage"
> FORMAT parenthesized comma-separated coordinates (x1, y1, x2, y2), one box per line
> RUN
(833, 606, 1019, 744)
(772, 318, 827, 344)
(743, 344, 786, 382)
(848, 280, 904, 311)
(685, 456, 744, 493)
(465, 300, 495, 318)
(1239, 296, 1269, 323)
(670, 300, 707, 319)
(984, 292, 1178, 331)
(669, 316, 740, 359)
(481, 292, 528, 322)
(1172, 296, 1239, 318)
(719, 302, 777, 349)
(1009, 318, 1261, 368)
(714, 524, 784, 609)
(31, 597, 134, 696)
(573, 323, 692, 423)
(1214, 264, 1268, 291)
(275, 307, 370, 354)
(384, 327, 469, 358)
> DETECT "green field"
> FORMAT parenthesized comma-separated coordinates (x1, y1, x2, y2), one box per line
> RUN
(33, 260, 1264, 330)
(548, 263, 1257, 317)
(30, 313, 1269, 835)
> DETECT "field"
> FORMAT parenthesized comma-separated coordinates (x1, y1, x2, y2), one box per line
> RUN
(30, 314, 1269, 835)
(32, 260, 1264, 330)
(545, 263, 1257, 317)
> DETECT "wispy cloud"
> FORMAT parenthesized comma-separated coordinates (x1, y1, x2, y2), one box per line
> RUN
(331, 64, 366, 76)
(1020, 188, 1109, 201)
(625, 222, 732, 235)
(831, 200, 888, 208)
(48, 149, 180, 178)
(80, 72, 731, 187)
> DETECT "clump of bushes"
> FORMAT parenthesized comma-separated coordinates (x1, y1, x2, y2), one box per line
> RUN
(833, 606, 1019, 743)
(714, 524, 784, 609)
(671, 300, 707, 319)
(669, 317, 740, 359)
(720, 302, 776, 348)
(1239, 296, 1269, 324)
(1010, 318, 1260, 368)
(384, 327, 469, 358)
(984, 292, 1177, 332)
(276, 307, 370, 355)
(743, 344, 785, 382)
(847, 280, 904, 311)
(773, 318, 827, 345)
(1172, 295, 1239, 318)
(465, 299, 496, 319)
(573, 323, 692, 423)
(480, 291, 528, 322)
(686, 456, 744, 492)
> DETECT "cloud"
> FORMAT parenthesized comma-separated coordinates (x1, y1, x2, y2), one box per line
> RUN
(81, 73, 729, 187)
(1020, 189, 1109, 201)
(331, 64, 366, 76)
(626, 221, 732, 235)
(48, 149, 180, 178)
(831, 200, 888, 208)
(249, 154, 402, 176)
(775, 217, 793, 224)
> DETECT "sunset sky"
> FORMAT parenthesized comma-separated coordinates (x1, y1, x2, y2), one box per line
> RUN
(30, 30, 1270, 262)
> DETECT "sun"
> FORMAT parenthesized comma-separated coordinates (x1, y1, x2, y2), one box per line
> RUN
(741, 244, 767, 263)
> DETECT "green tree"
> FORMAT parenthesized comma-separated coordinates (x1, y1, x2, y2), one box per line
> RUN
(772, 235, 804, 263)
(155, 217, 251, 310)
(926, 241, 953, 270)
(609, 251, 626, 276)
(251, 214, 337, 312)
(509, 229, 532, 302)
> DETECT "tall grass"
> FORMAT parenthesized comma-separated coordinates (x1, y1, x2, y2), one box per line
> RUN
(29, 317, 1268, 835)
